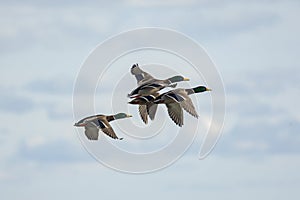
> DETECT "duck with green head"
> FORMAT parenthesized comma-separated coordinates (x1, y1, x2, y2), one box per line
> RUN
(128, 64, 189, 98)
(129, 64, 189, 124)
(74, 113, 132, 140)
(153, 86, 211, 127)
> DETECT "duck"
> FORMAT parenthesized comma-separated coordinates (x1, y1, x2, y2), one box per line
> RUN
(74, 113, 132, 140)
(131, 63, 154, 86)
(128, 93, 159, 124)
(153, 86, 211, 127)
(129, 64, 189, 123)
(128, 64, 189, 98)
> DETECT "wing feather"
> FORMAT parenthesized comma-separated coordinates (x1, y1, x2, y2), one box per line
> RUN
(91, 118, 120, 139)
(84, 125, 99, 140)
(131, 64, 155, 85)
(166, 103, 183, 127)
(138, 105, 148, 124)
(147, 103, 158, 120)
(180, 96, 198, 118)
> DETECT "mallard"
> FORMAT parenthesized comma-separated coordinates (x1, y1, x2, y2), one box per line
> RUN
(128, 93, 159, 124)
(128, 64, 189, 98)
(153, 86, 211, 127)
(74, 113, 132, 140)
(131, 63, 154, 85)
(129, 64, 189, 124)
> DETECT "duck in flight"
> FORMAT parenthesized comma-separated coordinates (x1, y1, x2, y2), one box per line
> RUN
(130, 86, 211, 127)
(128, 93, 159, 124)
(128, 64, 189, 98)
(74, 113, 132, 140)
(129, 63, 189, 124)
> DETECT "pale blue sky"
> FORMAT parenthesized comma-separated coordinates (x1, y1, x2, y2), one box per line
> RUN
(1, 0, 300, 199)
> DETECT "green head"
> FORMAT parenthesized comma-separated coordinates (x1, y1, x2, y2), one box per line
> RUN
(114, 113, 132, 119)
(193, 86, 212, 93)
(168, 75, 190, 83)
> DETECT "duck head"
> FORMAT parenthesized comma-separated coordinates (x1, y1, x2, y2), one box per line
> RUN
(193, 86, 212, 93)
(168, 75, 189, 83)
(114, 113, 133, 119)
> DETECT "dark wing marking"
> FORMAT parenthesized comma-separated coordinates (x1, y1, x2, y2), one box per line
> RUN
(146, 83, 163, 88)
(100, 119, 119, 139)
(128, 83, 164, 97)
(101, 120, 119, 139)
(94, 119, 106, 128)
(166, 103, 183, 127)
(90, 118, 119, 139)
(166, 92, 186, 102)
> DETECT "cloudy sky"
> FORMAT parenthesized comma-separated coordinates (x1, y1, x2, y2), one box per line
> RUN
(1, 0, 300, 199)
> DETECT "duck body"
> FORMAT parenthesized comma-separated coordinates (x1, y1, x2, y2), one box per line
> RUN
(74, 113, 132, 140)
(128, 64, 189, 123)
(128, 81, 176, 98)
(128, 94, 158, 124)
(153, 86, 211, 127)
(128, 64, 189, 98)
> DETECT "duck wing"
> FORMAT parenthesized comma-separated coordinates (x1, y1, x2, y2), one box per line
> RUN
(128, 82, 164, 97)
(131, 64, 155, 85)
(147, 102, 158, 120)
(166, 102, 183, 127)
(91, 118, 121, 140)
(174, 90, 198, 118)
(84, 124, 99, 140)
(180, 96, 198, 118)
(138, 105, 148, 124)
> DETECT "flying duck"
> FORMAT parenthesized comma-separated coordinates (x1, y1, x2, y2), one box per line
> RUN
(153, 86, 211, 127)
(74, 113, 132, 140)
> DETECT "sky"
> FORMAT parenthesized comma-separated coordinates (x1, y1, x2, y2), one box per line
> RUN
(1, 0, 300, 199)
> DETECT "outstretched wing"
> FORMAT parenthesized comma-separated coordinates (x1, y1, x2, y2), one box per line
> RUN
(131, 64, 155, 85)
(147, 103, 158, 120)
(138, 105, 148, 124)
(84, 124, 99, 140)
(91, 118, 120, 140)
(166, 103, 183, 127)
(175, 90, 198, 118)
(180, 96, 198, 118)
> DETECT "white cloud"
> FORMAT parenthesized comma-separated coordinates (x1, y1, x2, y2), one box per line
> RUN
(235, 140, 269, 151)
(25, 136, 46, 148)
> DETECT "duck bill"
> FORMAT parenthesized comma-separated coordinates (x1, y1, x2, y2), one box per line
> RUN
(127, 114, 133, 117)
(183, 77, 190, 81)
(206, 88, 212, 91)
